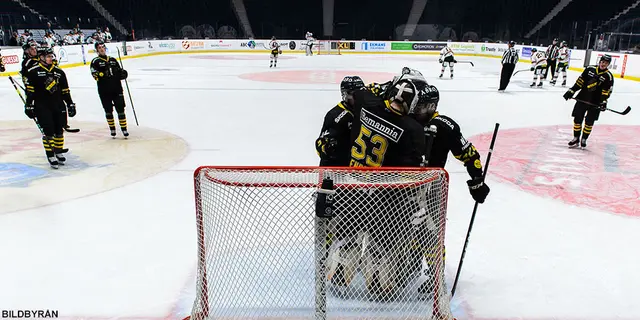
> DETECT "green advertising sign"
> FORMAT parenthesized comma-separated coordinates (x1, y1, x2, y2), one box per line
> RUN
(391, 42, 413, 50)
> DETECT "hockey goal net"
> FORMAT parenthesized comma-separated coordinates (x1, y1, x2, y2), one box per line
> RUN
(190, 166, 453, 320)
(317, 40, 341, 55)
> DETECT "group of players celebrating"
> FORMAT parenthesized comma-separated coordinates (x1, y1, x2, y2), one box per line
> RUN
(313, 51, 616, 292)
(315, 68, 490, 203)
(17, 40, 130, 169)
(314, 68, 490, 297)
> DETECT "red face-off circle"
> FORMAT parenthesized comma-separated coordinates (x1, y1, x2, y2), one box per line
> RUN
(471, 125, 640, 217)
(191, 55, 296, 60)
(239, 70, 397, 84)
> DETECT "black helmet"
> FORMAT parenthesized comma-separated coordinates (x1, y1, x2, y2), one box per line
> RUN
(600, 54, 612, 63)
(384, 79, 419, 115)
(531, 48, 537, 53)
(560, 41, 567, 47)
(37, 47, 54, 56)
(95, 41, 106, 49)
(340, 76, 364, 97)
(22, 41, 37, 51)
(411, 85, 440, 123)
(508, 41, 516, 46)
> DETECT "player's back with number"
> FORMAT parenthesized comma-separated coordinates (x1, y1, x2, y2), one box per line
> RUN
(349, 85, 425, 167)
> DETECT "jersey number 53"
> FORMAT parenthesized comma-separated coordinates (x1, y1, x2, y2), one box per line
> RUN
(351, 125, 389, 167)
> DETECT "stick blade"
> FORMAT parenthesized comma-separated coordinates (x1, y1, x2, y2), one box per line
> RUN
(620, 106, 631, 115)
(608, 106, 631, 115)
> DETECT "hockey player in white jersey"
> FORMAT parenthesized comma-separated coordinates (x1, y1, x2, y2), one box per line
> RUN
(530, 48, 547, 87)
(304, 31, 314, 56)
(269, 37, 281, 68)
(551, 41, 570, 86)
(439, 46, 456, 79)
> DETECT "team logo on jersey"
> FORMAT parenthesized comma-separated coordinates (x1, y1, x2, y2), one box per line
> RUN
(360, 109, 404, 143)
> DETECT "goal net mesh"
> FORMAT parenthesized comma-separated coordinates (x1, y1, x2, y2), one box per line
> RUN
(191, 166, 453, 320)
(317, 41, 341, 55)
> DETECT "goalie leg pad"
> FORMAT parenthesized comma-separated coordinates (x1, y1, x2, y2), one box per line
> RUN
(326, 238, 360, 287)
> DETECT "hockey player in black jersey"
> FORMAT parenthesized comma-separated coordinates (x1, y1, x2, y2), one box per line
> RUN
(562, 54, 614, 149)
(349, 78, 426, 167)
(21, 42, 39, 81)
(90, 41, 130, 138)
(328, 78, 428, 296)
(410, 84, 490, 204)
(24, 47, 77, 169)
(408, 84, 490, 295)
(316, 76, 365, 166)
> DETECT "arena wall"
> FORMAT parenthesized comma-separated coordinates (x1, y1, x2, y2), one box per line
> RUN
(1, 40, 638, 81)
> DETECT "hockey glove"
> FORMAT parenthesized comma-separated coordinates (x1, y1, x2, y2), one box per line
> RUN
(467, 177, 490, 204)
(563, 89, 575, 101)
(438, 59, 443, 64)
(67, 103, 77, 117)
(24, 103, 36, 119)
(598, 100, 607, 112)
(0, 63, 5, 73)
(120, 69, 128, 80)
(315, 137, 338, 157)
(453, 59, 458, 63)
(530, 67, 534, 71)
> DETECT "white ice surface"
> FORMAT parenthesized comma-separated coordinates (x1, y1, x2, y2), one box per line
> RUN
(0, 52, 639, 320)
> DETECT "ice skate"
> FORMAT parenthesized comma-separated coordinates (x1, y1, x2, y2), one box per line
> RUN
(562, 80, 566, 86)
(110, 128, 116, 138)
(568, 137, 580, 148)
(537, 82, 543, 87)
(530, 82, 536, 87)
(48, 156, 59, 169)
(55, 153, 66, 165)
(122, 129, 129, 139)
(580, 138, 587, 149)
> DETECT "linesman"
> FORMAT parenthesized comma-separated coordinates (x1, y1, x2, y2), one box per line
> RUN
(498, 41, 519, 91)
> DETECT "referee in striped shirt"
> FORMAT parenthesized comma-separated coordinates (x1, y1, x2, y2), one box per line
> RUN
(499, 41, 519, 91)
(545, 38, 560, 79)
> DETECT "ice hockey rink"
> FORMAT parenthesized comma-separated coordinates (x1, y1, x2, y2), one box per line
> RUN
(1, 51, 639, 320)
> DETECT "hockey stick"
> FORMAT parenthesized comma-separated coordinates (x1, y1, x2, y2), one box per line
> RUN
(451, 122, 500, 297)
(64, 125, 80, 133)
(116, 47, 139, 126)
(571, 98, 631, 115)
(457, 60, 475, 67)
(512, 69, 531, 76)
(9, 76, 45, 135)
(10, 76, 80, 134)
(422, 125, 437, 166)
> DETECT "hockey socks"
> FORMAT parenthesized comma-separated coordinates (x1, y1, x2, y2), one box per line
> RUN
(573, 122, 582, 138)
(42, 136, 59, 169)
(53, 134, 65, 164)
(582, 124, 593, 140)
(106, 113, 116, 136)
(118, 112, 129, 137)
